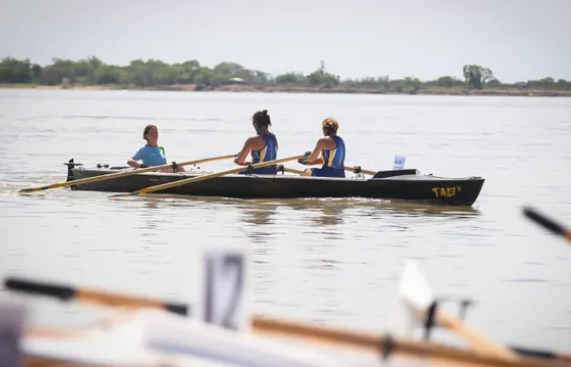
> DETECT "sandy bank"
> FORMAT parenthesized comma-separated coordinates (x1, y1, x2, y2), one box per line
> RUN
(1, 83, 570, 97)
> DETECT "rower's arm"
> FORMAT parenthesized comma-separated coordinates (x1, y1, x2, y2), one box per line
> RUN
(304, 140, 324, 165)
(127, 158, 141, 168)
(234, 137, 255, 165)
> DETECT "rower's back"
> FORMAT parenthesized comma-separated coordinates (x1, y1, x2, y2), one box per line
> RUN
(240, 109, 279, 175)
(251, 131, 278, 165)
(312, 118, 346, 178)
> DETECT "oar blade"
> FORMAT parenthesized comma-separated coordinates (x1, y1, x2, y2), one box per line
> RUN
(398, 261, 434, 312)
(390, 261, 435, 338)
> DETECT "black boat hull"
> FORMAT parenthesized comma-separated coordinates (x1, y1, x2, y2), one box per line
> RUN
(65, 163, 485, 206)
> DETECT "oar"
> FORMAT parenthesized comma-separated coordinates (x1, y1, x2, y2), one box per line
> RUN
(4, 277, 189, 316)
(397, 262, 520, 361)
(109, 155, 304, 198)
(344, 166, 377, 175)
(18, 154, 236, 194)
(283, 167, 305, 175)
(523, 207, 571, 245)
(7, 276, 570, 365)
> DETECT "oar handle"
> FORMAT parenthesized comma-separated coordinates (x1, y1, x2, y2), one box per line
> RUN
(4, 277, 189, 316)
(345, 166, 377, 175)
(523, 207, 571, 243)
(5, 278, 75, 300)
(509, 345, 571, 363)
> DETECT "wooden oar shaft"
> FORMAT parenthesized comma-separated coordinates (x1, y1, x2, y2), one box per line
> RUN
(18, 154, 235, 193)
(344, 166, 377, 175)
(112, 155, 304, 197)
(283, 167, 305, 175)
(4, 277, 188, 316)
(523, 207, 571, 244)
(252, 317, 559, 367)
(436, 310, 519, 360)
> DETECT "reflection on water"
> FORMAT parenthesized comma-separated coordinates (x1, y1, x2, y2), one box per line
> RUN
(125, 194, 482, 245)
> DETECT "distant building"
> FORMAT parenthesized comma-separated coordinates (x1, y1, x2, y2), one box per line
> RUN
(229, 77, 245, 84)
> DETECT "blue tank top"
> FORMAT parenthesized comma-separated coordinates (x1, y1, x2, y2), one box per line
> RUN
(132, 145, 167, 166)
(322, 135, 345, 169)
(251, 132, 277, 164)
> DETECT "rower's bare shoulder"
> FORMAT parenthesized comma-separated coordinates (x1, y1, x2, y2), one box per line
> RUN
(245, 135, 262, 145)
(318, 136, 336, 148)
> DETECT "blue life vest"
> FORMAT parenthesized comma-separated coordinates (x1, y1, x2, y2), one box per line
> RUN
(241, 132, 278, 175)
(311, 135, 346, 178)
(251, 132, 277, 164)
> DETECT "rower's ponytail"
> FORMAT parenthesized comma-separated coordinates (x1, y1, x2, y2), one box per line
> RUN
(253, 109, 272, 128)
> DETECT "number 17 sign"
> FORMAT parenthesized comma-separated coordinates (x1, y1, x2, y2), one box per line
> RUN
(194, 245, 252, 333)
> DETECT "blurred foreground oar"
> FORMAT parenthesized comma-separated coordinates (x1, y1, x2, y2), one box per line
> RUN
(17, 154, 236, 194)
(523, 207, 571, 245)
(397, 262, 519, 361)
(110, 155, 304, 198)
(6, 276, 571, 366)
(4, 277, 188, 316)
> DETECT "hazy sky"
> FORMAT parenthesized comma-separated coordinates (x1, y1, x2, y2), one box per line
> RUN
(1, 0, 570, 82)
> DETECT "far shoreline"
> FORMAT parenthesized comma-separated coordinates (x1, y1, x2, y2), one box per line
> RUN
(1, 83, 570, 97)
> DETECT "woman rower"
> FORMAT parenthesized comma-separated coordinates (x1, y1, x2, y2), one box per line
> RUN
(299, 117, 346, 178)
(127, 124, 185, 172)
(234, 109, 279, 175)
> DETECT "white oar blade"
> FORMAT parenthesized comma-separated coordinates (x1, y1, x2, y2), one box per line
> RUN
(390, 262, 435, 338)
(398, 261, 434, 311)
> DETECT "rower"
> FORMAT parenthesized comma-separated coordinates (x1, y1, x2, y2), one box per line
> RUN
(299, 117, 346, 178)
(127, 124, 185, 172)
(234, 109, 279, 175)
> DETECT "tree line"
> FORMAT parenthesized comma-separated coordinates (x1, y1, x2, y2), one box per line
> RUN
(0, 56, 569, 92)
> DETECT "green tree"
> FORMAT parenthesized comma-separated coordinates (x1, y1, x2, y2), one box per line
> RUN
(462, 64, 494, 90)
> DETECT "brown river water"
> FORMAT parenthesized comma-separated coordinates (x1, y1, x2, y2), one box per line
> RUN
(0, 89, 570, 355)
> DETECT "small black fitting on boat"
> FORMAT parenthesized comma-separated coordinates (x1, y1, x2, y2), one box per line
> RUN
(353, 166, 363, 174)
(245, 164, 254, 174)
(96, 164, 109, 168)
(458, 298, 475, 321)
(63, 158, 83, 188)
(423, 300, 438, 340)
(277, 164, 285, 174)
(380, 333, 395, 361)
(171, 161, 178, 172)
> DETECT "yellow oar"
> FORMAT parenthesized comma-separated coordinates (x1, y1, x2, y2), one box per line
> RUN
(18, 154, 236, 194)
(283, 167, 305, 175)
(110, 155, 304, 198)
(344, 166, 377, 175)
(5, 277, 188, 315)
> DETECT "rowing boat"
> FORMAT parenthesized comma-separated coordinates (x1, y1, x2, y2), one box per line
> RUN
(63, 158, 485, 206)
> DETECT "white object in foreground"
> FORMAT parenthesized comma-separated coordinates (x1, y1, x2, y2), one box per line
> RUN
(138, 309, 354, 367)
